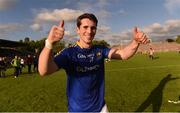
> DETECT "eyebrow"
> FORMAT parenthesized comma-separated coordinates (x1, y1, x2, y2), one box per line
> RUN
(82, 25, 97, 29)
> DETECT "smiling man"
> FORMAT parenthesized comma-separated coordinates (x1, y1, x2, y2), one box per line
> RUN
(38, 13, 150, 112)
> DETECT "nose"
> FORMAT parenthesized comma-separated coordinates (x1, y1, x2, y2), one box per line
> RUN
(87, 27, 92, 33)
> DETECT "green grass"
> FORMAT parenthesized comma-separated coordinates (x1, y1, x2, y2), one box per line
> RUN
(0, 51, 180, 112)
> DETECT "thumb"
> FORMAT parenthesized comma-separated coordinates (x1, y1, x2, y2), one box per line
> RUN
(133, 26, 138, 34)
(59, 20, 64, 28)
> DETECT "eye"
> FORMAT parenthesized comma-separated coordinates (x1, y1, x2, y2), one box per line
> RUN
(91, 26, 97, 30)
(83, 26, 88, 29)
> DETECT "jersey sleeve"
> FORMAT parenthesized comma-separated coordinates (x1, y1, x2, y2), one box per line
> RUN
(102, 46, 111, 58)
(54, 49, 68, 69)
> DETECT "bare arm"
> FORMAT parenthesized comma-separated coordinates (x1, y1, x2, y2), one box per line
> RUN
(108, 27, 150, 60)
(38, 20, 65, 76)
(38, 47, 59, 76)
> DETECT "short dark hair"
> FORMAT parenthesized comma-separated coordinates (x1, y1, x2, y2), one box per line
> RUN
(77, 13, 98, 28)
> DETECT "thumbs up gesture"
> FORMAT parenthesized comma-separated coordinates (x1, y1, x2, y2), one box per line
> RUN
(133, 27, 150, 44)
(47, 20, 65, 44)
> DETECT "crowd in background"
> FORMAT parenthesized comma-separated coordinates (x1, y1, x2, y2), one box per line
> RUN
(0, 54, 38, 78)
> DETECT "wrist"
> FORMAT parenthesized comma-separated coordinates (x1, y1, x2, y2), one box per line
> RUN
(131, 40, 140, 49)
(45, 39, 53, 49)
(133, 39, 140, 44)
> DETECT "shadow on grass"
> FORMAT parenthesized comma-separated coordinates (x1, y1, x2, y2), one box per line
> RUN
(135, 74, 179, 112)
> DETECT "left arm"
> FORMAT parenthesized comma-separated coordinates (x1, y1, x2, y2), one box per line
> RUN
(108, 27, 150, 60)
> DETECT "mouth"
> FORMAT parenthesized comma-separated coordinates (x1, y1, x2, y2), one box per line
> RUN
(86, 35, 91, 38)
(84, 35, 92, 39)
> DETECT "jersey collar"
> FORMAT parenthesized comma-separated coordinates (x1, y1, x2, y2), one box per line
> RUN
(76, 41, 84, 49)
(76, 41, 93, 49)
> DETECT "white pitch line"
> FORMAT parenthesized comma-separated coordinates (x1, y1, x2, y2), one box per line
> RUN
(106, 64, 180, 71)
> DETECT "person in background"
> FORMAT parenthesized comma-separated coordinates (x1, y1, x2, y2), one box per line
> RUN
(149, 47, 154, 60)
(0, 57, 6, 77)
(19, 57, 25, 74)
(26, 54, 33, 74)
(11, 55, 20, 78)
(33, 55, 38, 73)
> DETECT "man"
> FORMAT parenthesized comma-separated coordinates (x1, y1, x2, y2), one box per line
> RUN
(26, 54, 33, 73)
(33, 55, 38, 72)
(11, 55, 20, 78)
(38, 13, 150, 112)
(149, 47, 154, 60)
(0, 57, 6, 77)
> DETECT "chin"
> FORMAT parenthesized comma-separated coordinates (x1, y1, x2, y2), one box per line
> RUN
(84, 38, 93, 43)
(86, 40, 92, 44)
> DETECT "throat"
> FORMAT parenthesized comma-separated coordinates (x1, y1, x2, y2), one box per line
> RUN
(77, 40, 92, 49)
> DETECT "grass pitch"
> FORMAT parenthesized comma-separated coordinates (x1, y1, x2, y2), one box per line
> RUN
(0, 51, 180, 112)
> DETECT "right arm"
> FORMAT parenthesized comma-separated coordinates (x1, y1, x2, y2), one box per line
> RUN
(38, 20, 65, 76)
(38, 47, 59, 76)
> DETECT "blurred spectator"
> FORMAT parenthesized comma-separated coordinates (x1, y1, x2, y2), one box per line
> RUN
(11, 56, 20, 78)
(149, 47, 154, 60)
(20, 57, 25, 74)
(26, 54, 33, 74)
(0, 57, 6, 77)
(33, 55, 38, 73)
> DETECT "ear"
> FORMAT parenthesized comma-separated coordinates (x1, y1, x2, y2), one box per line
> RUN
(76, 27, 80, 34)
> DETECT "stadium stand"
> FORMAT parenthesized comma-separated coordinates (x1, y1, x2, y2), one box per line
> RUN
(113, 42, 180, 54)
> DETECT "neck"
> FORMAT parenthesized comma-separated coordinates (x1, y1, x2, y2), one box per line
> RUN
(77, 40, 92, 49)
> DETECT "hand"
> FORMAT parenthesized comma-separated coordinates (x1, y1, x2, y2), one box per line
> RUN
(47, 20, 65, 44)
(133, 27, 150, 44)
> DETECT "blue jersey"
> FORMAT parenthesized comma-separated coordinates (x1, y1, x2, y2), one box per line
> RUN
(54, 42, 111, 112)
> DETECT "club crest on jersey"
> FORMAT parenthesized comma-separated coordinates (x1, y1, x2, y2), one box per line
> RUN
(96, 51, 101, 58)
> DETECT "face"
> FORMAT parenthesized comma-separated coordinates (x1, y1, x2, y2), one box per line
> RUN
(77, 18, 97, 45)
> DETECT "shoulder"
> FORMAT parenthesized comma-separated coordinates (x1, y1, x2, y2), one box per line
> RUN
(54, 44, 78, 57)
(93, 45, 111, 53)
(93, 45, 110, 50)
(92, 45, 111, 57)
